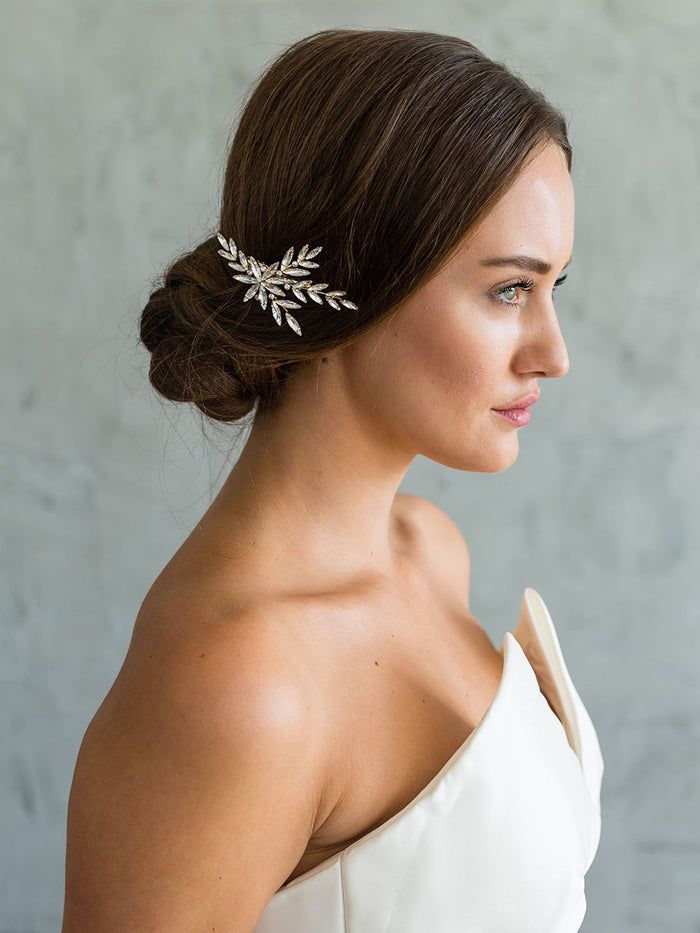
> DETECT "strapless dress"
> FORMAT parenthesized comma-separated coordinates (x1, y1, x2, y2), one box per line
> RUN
(253, 587, 604, 933)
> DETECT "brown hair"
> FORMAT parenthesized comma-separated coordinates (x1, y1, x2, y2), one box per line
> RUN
(139, 28, 571, 424)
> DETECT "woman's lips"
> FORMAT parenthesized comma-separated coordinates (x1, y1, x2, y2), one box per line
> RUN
(491, 392, 538, 426)
(491, 406, 532, 426)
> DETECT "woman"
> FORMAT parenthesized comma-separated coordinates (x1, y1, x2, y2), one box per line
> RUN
(62, 27, 603, 932)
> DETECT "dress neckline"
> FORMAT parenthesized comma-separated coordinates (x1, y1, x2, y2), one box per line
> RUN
(279, 628, 519, 892)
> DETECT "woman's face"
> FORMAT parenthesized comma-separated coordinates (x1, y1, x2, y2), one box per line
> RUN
(338, 140, 574, 473)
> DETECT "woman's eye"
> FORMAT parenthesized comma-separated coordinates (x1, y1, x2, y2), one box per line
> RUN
(494, 274, 566, 307)
(495, 280, 532, 306)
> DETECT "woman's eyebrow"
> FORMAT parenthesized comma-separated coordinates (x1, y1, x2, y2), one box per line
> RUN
(479, 254, 573, 274)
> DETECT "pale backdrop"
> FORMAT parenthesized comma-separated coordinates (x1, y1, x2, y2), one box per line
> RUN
(2, 2, 699, 930)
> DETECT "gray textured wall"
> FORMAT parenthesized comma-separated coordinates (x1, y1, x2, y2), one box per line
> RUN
(2, 2, 699, 931)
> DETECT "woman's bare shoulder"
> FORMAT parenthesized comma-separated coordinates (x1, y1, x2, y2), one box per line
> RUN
(64, 596, 333, 930)
(110, 584, 329, 736)
(393, 493, 471, 603)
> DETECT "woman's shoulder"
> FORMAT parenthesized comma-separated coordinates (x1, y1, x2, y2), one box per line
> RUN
(64, 589, 334, 929)
(393, 493, 472, 606)
(121, 579, 327, 717)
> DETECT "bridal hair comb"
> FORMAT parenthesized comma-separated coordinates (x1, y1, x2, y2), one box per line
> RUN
(216, 232, 359, 336)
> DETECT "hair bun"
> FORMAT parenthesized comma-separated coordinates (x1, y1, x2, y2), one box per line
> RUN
(138, 243, 261, 423)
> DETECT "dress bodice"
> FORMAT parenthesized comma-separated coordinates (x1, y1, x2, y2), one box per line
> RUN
(252, 587, 604, 933)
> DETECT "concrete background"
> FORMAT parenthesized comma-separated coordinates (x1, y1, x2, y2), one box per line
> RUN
(2, 2, 699, 930)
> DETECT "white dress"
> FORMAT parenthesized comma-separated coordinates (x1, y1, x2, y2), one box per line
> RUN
(253, 587, 604, 933)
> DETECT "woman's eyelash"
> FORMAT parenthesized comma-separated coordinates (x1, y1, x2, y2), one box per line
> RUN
(494, 273, 568, 306)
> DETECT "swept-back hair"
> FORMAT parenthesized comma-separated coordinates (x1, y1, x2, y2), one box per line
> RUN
(139, 28, 571, 423)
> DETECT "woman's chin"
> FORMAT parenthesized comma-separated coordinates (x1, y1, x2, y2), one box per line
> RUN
(479, 449, 519, 473)
(438, 438, 519, 473)
(492, 436, 521, 471)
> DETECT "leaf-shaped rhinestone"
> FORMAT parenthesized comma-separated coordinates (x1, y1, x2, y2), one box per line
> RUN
(285, 313, 302, 335)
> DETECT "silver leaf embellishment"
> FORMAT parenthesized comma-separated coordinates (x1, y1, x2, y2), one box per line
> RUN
(216, 232, 359, 336)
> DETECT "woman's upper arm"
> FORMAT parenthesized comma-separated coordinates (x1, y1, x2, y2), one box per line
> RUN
(62, 626, 328, 932)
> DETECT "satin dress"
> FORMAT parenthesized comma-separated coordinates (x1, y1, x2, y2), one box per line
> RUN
(253, 587, 604, 933)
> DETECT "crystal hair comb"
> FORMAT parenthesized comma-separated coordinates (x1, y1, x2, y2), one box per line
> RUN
(216, 232, 358, 336)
